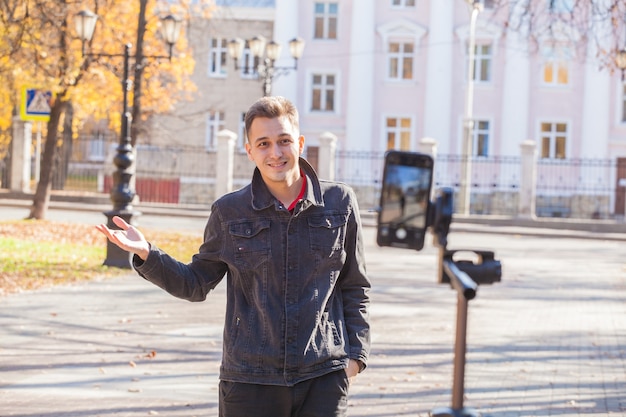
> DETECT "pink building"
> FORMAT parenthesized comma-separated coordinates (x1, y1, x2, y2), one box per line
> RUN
(270, 0, 626, 161)
(145, 0, 626, 215)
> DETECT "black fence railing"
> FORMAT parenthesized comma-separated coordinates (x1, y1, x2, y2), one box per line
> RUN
(2, 136, 622, 220)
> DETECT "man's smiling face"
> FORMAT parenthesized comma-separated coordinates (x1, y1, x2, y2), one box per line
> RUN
(245, 115, 304, 188)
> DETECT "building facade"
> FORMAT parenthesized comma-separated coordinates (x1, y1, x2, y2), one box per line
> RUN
(144, 0, 626, 213)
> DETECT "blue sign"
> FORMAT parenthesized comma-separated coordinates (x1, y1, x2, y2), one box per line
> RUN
(20, 87, 52, 121)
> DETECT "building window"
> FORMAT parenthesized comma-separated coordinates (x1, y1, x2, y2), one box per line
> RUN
(391, 0, 415, 7)
(311, 74, 335, 112)
(205, 111, 225, 151)
(540, 122, 567, 159)
(88, 131, 106, 162)
(239, 40, 257, 79)
(386, 117, 412, 150)
(209, 38, 228, 77)
(238, 111, 247, 152)
(542, 45, 570, 86)
(549, 0, 574, 13)
(314, 2, 338, 40)
(472, 120, 490, 157)
(472, 44, 492, 82)
(388, 41, 414, 80)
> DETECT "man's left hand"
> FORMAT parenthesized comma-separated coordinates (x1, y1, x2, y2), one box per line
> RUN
(346, 359, 361, 384)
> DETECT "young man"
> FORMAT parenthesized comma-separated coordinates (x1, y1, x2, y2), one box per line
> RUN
(96, 96, 371, 417)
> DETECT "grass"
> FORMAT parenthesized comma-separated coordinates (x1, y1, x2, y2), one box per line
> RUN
(0, 220, 203, 296)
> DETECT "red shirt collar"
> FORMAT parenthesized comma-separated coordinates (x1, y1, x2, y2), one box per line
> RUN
(287, 170, 306, 212)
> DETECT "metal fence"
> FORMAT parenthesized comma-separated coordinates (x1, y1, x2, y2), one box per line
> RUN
(2, 135, 623, 220)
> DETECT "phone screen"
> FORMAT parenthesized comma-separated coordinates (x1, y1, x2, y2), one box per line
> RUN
(377, 151, 434, 250)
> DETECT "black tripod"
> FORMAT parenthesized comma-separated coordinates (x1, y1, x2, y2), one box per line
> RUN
(428, 188, 502, 417)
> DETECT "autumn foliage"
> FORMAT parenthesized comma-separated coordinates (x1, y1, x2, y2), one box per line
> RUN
(0, 0, 212, 219)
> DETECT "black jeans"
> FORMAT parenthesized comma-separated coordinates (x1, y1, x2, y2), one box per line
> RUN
(218, 369, 350, 417)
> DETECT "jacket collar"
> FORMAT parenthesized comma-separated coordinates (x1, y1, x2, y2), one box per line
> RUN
(251, 158, 324, 211)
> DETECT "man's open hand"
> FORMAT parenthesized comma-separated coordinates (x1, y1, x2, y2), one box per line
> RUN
(95, 216, 150, 261)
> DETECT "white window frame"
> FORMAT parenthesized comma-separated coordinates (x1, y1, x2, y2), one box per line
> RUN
(208, 38, 228, 78)
(239, 41, 257, 79)
(237, 111, 247, 152)
(541, 44, 571, 87)
(310, 72, 337, 112)
(384, 115, 413, 151)
(538, 121, 569, 159)
(472, 119, 491, 157)
(471, 43, 493, 83)
(455, 21, 502, 84)
(377, 20, 427, 83)
(387, 39, 415, 81)
(313, 2, 338, 40)
(205, 111, 225, 151)
(88, 132, 106, 162)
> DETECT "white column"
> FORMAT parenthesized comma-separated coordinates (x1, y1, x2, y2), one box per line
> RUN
(215, 129, 236, 199)
(500, 22, 530, 156)
(272, 0, 299, 100)
(423, 0, 454, 153)
(318, 131, 337, 181)
(579, 4, 611, 200)
(581, 50, 610, 159)
(345, 0, 375, 152)
(10, 116, 32, 193)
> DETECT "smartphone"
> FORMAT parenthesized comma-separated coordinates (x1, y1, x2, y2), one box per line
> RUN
(377, 151, 434, 251)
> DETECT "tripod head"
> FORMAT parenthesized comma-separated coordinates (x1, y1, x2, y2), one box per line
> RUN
(427, 187, 502, 287)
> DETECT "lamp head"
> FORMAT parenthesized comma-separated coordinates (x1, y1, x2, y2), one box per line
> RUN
(228, 38, 245, 60)
(288, 37, 305, 60)
(160, 14, 182, 46)
(75, 9, 98, 42)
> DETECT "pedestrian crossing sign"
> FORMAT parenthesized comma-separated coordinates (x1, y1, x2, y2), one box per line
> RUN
(20, 87, 53, 121)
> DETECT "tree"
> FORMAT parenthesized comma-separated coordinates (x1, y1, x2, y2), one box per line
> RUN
(489, 0, 626, 72)
(0, 0, 208, 220)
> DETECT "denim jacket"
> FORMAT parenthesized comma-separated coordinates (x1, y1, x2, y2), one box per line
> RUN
(134, 159, 371, 386)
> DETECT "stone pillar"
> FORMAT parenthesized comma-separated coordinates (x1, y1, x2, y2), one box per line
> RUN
(10, 116, 32, 193)
(215, 129, 236, 199)
(418, 137, 438, 158)
(518, 140, 537, 219)
(318, 131, 337, 181)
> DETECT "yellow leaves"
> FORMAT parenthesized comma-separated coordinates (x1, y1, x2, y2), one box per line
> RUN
(0, 0, 205, 137)
(0, 219, 202, 296)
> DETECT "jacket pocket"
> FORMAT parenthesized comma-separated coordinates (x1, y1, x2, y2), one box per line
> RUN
(229, 219, 271, 269)
(308, 212, 348, 264)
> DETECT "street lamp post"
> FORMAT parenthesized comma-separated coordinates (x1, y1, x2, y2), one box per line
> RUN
(75, 9, 182, 268)
(227, 36, 305, 97)
(615, 48, 626, 219)
(458, 0, 482, 216)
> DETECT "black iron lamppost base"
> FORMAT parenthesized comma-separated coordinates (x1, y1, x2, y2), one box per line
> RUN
(430, 406, 481, 417)
(103, 209, 141, 269)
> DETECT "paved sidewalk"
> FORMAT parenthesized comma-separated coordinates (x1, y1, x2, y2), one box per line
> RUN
(1, 215, 625, 416)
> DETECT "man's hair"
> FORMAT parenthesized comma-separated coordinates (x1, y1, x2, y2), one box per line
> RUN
(244, 96, 299, 142)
